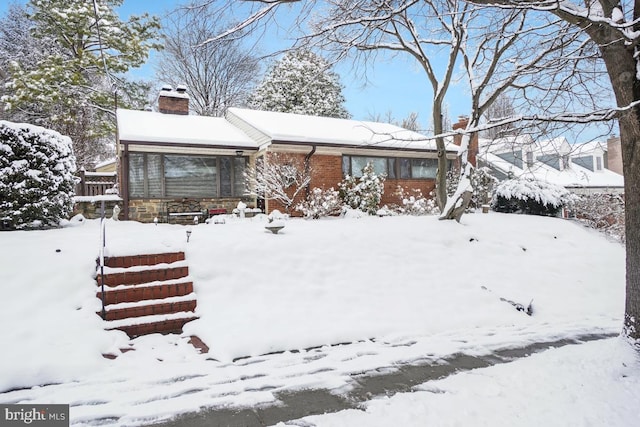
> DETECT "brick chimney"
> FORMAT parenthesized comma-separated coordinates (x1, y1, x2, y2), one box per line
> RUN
(452, 116, 478, 167)
(158, 84, 189, 115)
(606, 135, 622, 175)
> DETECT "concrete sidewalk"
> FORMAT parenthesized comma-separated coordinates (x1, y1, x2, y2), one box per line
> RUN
(153, 333, 614, 427)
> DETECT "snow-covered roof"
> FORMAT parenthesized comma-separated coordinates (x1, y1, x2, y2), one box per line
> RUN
(571, 140, 605, 156)
(116, 109, 258, 149)
(227, 107, 450, 152)
(480, 151, 623, 189)
(480, 134, 534, 154)
(94, 157, 116, 169)
(480, 135, 571, 156)
(536, 137, 571, 155)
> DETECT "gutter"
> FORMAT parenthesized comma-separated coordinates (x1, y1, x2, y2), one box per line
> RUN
(304, 145, 316, 199)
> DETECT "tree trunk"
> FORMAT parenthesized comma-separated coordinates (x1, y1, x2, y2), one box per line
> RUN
(433, 103, 448, 211)
(620, 110, 640, 342)
(598, 34, 640, 342)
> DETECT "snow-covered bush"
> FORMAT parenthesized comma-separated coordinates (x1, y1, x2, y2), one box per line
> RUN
(572, 192, 625, 242)
(392, 186, 439, 215)
(471, 167, 498, 209)
(296, 187, 342, 219)
(0, 121, 76, 229)
(341, 207, 366, 219)
(338, 162, 385, 215)
(447, 167, 497, 210)
(492, 177, 575, 217)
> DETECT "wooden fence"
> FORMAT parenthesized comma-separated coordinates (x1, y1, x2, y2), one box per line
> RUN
(75, 170, 117, 197)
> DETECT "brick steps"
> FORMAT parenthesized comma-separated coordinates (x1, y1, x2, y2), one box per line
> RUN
(95, 251, 200, 338)
(105, 313, 199, 337)
(101, 265, 190, 287)
(103, 252, 185, 268)
(98, 281, 194, 305)
(100, 295, 197, 321)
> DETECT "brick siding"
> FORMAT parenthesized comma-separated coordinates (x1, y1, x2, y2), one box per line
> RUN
(263, 152, 437, 215)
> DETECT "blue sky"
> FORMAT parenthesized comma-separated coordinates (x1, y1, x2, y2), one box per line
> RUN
(0, 0, 615, 141)
(0, 0, 466, 131)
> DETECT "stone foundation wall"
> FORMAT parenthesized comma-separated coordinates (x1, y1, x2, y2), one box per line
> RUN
(127, 197, 258, 223)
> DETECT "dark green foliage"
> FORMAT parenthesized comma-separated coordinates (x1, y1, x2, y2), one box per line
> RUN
(0, 122, 76, 229)
(492, 177, 574, 217)
(493, 194, 562, 216)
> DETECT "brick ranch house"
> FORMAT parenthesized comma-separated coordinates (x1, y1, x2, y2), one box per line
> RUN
(116, 86, 458, 222)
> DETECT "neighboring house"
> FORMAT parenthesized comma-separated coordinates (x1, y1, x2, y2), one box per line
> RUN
(94, 158, 117, 173)
(116, 86, 457, 222)
(478, 134, 624, 194)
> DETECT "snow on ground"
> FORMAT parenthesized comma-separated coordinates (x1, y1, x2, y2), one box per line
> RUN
(285, 337, 640, 427)
(0, 212, 629, 425)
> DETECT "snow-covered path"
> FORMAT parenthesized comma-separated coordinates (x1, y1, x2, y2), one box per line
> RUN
(1, 325, 618, 426)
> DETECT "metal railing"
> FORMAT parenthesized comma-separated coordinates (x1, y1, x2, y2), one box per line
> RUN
(98, 201, 107, 320)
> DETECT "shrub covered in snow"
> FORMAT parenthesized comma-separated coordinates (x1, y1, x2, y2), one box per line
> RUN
(392, 186, 439, 215)
(338, 163, 385, 215)
(0, 121, 75, 229)
(296, 187, 342, 219)
(471, 167, 498, 209)
(572, 192, 625, 242)
(492, 177, 575, 217)
(447, 167, 497, 210)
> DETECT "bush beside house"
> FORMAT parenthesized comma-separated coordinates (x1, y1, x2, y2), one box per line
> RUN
(0, 121, 76, 229)
(339, 163, 386, 215)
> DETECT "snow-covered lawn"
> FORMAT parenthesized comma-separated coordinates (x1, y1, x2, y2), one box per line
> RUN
(0, 212, 635, 426)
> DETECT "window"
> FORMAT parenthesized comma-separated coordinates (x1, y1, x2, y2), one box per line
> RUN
(526, 151, 534, 168)
(164, 155, 217, 198)
(147, 154, 163, 197)
(128, 153, 247, 199)
(400, 158, 411, 179)
(233, 157, 247, 196)
(596, 157, 603, 171)
(387, 158, 396, 179)
(128, 153, 145, 198)
(350, 156, 387, 177)
(343, 155, 437, 180)
(410, 158, 437, 178)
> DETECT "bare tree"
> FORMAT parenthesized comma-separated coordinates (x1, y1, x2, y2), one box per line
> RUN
(441, 9, 592, 220)
(366, 110, 422, 131)
(482, 94, 517, 140)
(308, 0, 471, 211)
(245, 153, 312, 214)
(194, 0, 640, 346)
(461, 0, 640, 342)
(156, 7, 260, 116)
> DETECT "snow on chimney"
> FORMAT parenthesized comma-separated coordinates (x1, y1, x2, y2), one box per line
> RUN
(158, 84, 189, 115)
